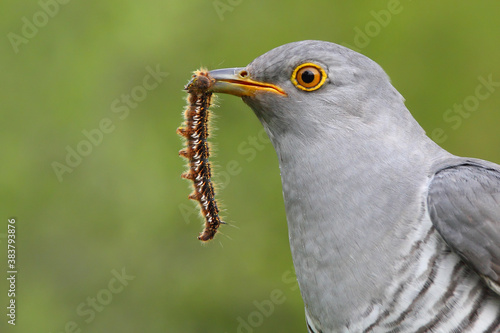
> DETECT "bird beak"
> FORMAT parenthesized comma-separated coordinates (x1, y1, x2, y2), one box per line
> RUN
(208, 67, 287, 97)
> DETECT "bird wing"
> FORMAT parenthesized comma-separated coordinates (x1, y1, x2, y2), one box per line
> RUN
(427, 162, 500, 294)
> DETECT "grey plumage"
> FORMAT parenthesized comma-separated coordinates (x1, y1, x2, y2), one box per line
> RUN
(428, 160, 500, 294)
(207, 40, 500, 332)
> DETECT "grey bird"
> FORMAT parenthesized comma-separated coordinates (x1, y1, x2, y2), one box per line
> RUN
(206, 40, 500, 332)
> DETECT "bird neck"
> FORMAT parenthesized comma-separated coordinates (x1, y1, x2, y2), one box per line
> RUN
(274, 118, 439, 246)
(264, 105, 450, 322)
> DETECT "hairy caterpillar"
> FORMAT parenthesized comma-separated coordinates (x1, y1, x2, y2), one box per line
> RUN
(177, 69, 224, 242)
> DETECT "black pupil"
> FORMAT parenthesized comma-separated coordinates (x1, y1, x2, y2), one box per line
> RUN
(301, 70, 316, 84)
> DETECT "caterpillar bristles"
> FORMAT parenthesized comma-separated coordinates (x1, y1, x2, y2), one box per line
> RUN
(178, 69, 224, 242)
(178, 148, 191, 159)
(188, 192, 200, 200)
(181, 171, 194, 180)
(176, 127, 189, 138)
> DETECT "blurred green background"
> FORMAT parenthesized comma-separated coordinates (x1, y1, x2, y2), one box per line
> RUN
(1, 1, 500, 332)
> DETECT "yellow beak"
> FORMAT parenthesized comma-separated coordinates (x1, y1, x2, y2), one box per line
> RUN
(208, 67, 287, 97)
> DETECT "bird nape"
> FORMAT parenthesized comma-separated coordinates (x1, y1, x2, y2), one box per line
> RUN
(180, 40, 500, 332)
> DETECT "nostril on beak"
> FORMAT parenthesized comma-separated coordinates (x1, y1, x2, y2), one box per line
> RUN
(238, 70, 248, 78)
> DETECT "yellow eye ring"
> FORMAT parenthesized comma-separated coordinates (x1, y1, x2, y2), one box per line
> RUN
(291, 63, 327, 91)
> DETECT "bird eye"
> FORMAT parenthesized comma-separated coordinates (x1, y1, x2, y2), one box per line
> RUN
(291, 63, 327, 91)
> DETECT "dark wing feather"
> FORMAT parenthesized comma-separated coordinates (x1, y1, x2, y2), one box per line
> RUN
(427, 164, 500, 294)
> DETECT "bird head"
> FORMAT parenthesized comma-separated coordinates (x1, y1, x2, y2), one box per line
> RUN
(208, 40, 410, 144)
